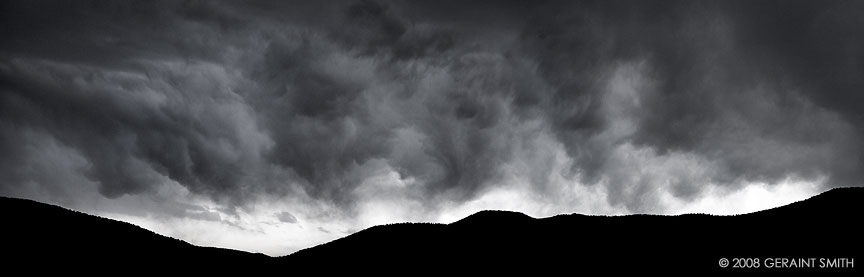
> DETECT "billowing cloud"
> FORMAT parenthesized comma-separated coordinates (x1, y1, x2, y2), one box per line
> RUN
(276, 211, 298, 224)
(1, 0, 862, 255)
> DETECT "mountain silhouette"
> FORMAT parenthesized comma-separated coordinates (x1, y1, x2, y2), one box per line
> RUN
(2, 188, 861, 274)
(0, 197, 273, 274)
(287, 187, 862, 274)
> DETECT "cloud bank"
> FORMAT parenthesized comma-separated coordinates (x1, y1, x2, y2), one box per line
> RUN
(1, 0, 861, 255)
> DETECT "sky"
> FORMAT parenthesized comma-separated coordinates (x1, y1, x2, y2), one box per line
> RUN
(1, 0, 862, 256)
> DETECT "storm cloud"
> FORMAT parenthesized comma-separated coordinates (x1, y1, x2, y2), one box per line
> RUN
(1, 0, 862, 233)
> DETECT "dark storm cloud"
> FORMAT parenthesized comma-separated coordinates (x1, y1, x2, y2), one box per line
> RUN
(508, 0, 864, 209)
(0, 0, 245, 68)
(1, 0, 862, 215)
(276, 211, 298, 224)
(0, 0, 277, 205)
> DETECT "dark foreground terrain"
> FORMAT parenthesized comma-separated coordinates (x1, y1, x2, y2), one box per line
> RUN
(2, 188, 861, 274)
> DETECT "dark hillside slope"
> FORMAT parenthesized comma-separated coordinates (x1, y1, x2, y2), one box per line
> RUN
(0, 197, 272, 273)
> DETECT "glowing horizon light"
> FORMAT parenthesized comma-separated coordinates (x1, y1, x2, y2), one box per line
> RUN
(94, 177, 823, 256)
